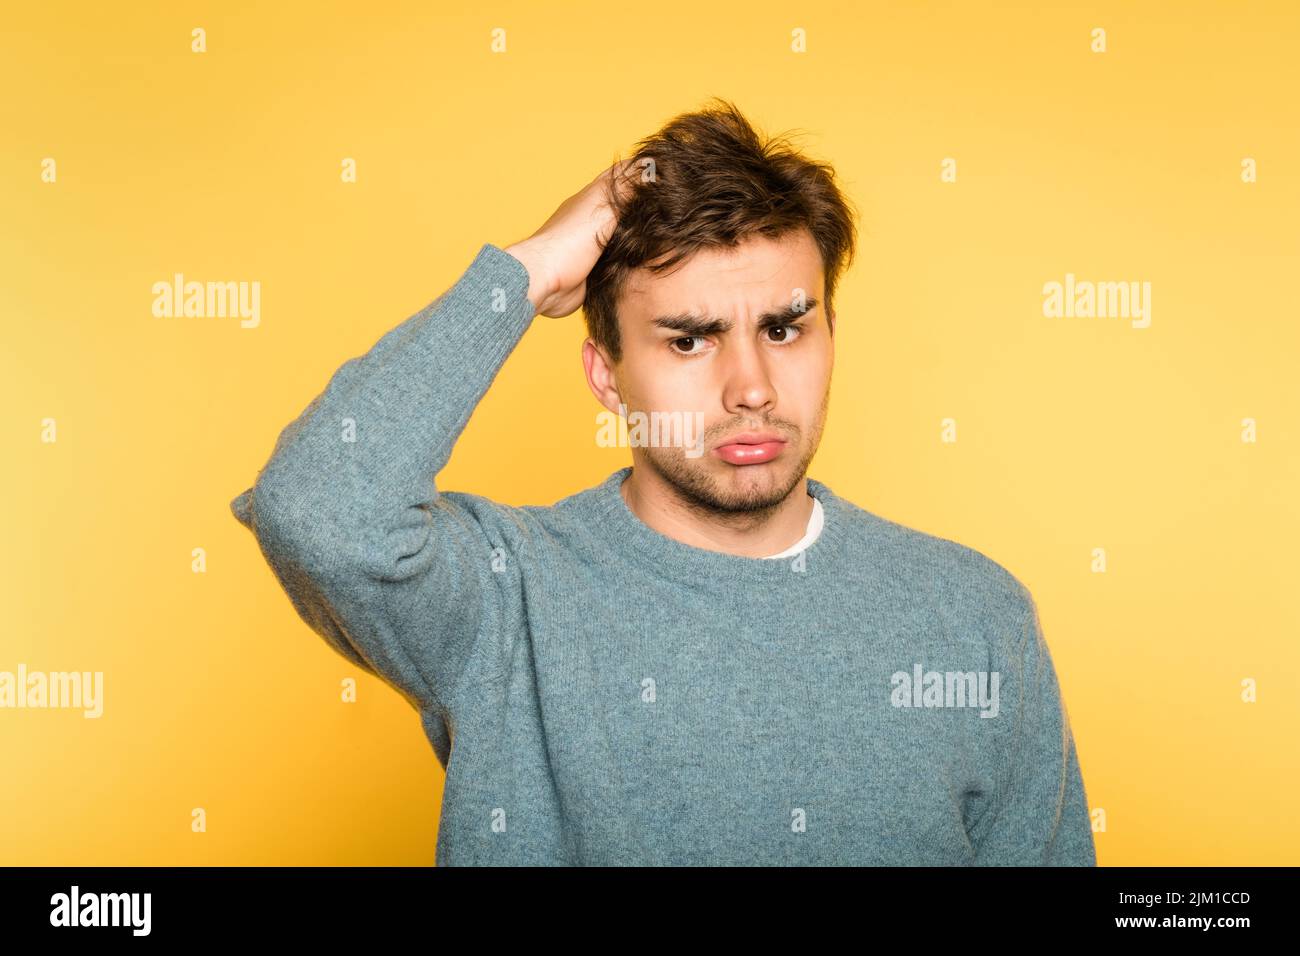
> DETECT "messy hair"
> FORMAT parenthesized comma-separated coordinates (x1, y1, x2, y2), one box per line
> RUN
(584, 97, 858, 364)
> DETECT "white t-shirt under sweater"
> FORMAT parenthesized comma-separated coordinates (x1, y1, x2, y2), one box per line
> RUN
(761, 495, 824, 559)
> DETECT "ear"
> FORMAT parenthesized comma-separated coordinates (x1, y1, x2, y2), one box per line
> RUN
(582, 337, 622, 414)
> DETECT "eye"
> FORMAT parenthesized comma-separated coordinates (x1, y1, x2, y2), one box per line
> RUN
(670, 335, 709, 356)
(766, 323, 804, 344)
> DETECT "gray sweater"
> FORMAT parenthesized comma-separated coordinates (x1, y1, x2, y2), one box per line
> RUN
(230, 242, 1097, 866)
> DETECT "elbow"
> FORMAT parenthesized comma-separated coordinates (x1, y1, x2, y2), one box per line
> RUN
(230, 487, 255, 530)
(239, 465, 342, 578)
(238, 466, 437, 586)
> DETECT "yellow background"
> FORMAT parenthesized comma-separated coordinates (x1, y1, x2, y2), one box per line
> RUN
(3, 1, 1297, 865)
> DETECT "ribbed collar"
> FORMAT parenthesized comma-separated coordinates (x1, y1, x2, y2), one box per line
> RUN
(589, 466, 853, 586)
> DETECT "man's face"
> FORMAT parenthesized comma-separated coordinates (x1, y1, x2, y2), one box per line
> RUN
(586, 228, 833, 515)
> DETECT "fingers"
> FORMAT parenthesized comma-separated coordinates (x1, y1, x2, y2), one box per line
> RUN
(595, 157, 635, 205)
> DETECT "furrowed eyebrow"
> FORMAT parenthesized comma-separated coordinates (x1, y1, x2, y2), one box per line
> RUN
(652, 298, 818, 336)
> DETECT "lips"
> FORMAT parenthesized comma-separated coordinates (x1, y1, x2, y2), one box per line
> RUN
(713, 432, 787, 465)
(718, 432, 784, 446)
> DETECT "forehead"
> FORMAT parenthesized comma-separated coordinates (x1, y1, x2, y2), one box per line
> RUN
(619, 229, 824, 319)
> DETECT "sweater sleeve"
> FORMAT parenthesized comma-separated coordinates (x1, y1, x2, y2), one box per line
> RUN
(968, 592, 1097, 866)
(229, 243, 537, 721)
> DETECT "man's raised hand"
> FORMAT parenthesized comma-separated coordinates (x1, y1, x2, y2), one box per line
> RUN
(504, 158, 638, 318)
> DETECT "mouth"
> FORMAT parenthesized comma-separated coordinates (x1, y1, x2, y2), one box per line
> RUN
(712, 432, 787, 466)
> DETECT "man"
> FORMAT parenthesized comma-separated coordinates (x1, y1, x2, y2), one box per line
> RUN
(231, 99, 1096, 866)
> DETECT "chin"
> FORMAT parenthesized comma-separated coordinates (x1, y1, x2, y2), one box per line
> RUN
(713, 459, 802, 502)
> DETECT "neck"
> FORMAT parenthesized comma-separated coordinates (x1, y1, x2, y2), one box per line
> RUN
(619, 465, 814, 558)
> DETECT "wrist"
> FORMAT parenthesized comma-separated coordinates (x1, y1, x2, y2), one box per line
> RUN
(502, 239, 556, 313)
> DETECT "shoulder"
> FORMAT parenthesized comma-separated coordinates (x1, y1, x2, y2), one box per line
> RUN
(827, 490, 1035, 634)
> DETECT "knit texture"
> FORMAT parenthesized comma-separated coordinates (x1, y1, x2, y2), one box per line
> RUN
(230, 242, 1097, 866)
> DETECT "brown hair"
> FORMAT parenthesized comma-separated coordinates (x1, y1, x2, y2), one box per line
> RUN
(584, 97, 858, 364)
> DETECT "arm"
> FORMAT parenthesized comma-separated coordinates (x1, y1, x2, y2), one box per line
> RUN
(230, 161, 634, 722)
(968, 592, 1097, 865)
(229, 243, 538, 718)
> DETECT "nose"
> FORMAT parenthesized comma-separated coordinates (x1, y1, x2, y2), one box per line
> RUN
(719, 333, 777, 418)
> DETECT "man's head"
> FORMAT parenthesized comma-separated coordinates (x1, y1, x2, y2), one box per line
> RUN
(582, 99, 858, 517)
